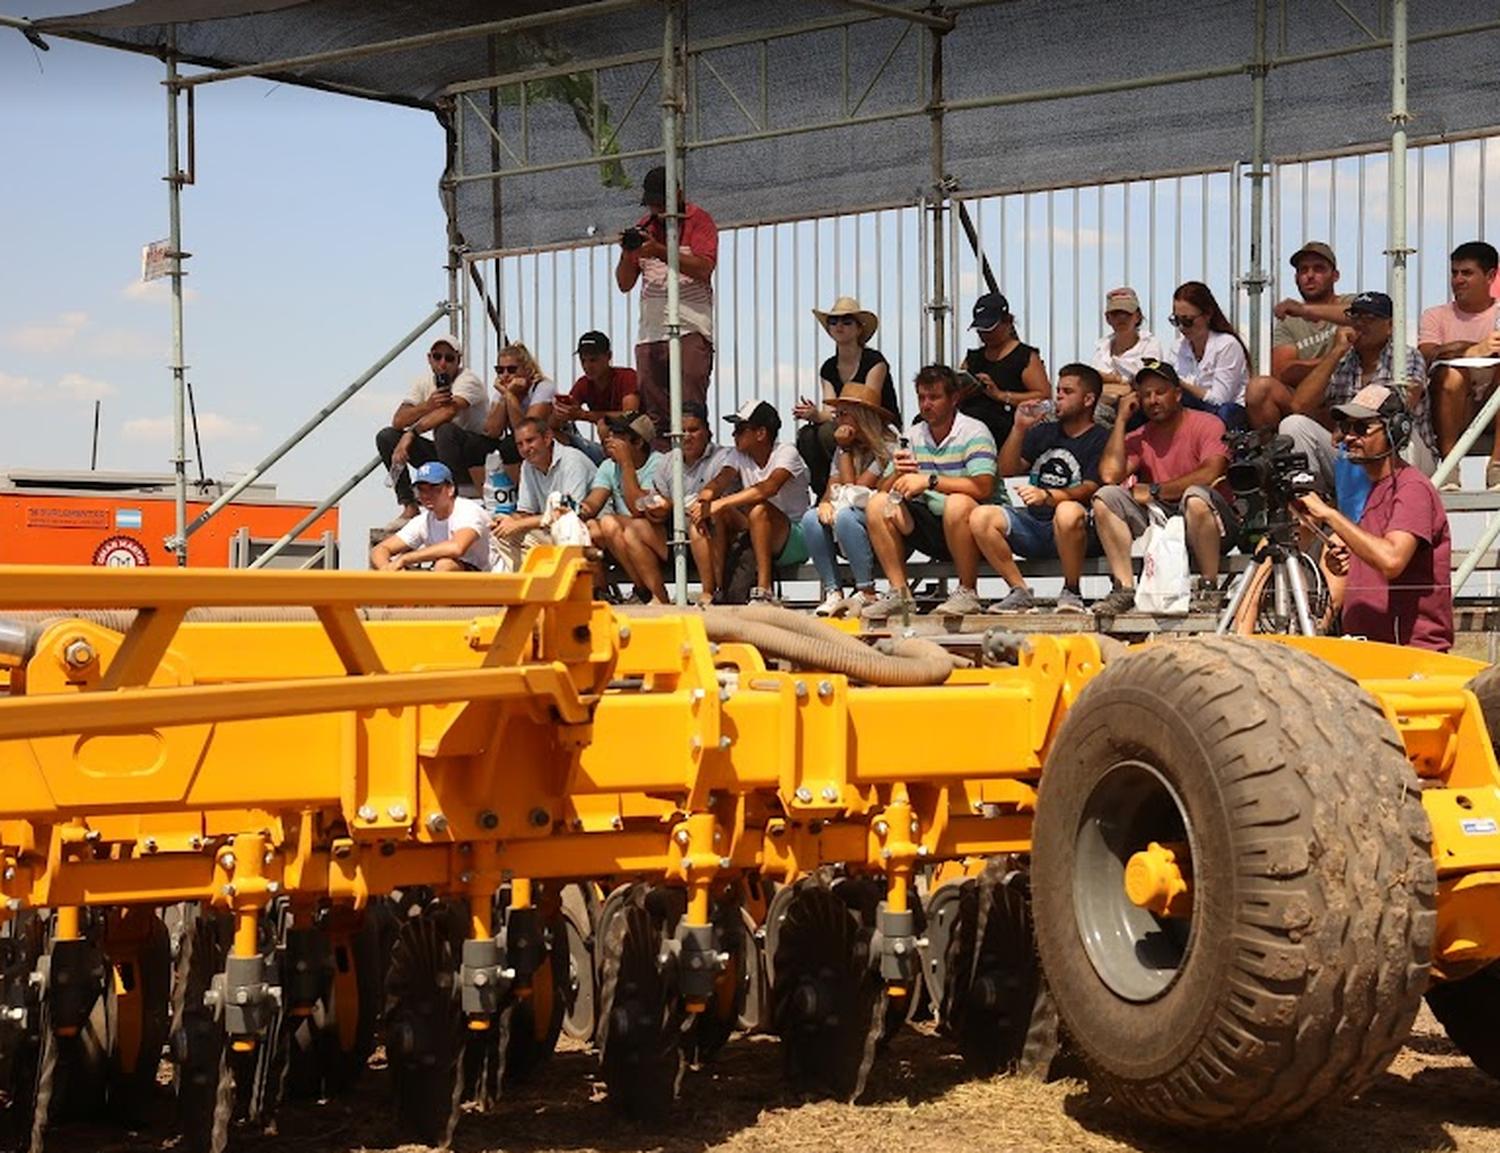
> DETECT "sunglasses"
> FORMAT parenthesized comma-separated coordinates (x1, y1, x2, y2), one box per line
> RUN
(1334, 417, 1383, 437)
(430, 351, 458, 363)
(1166, 314, 1202, 329)
(495, 364, 521, 374)
(1343, 310, 1386, 322)
(827, 315, 858, 327)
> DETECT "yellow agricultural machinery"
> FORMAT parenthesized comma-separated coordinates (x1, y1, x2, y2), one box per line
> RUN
(0, 547, 1496, 1150)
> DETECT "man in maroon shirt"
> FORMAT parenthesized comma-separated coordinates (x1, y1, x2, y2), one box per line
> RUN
(1295, 383, 1453, 651)
(551, 330, 641, 464)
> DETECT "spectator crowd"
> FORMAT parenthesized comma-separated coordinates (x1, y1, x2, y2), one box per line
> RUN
(373, 166, 1474, 652)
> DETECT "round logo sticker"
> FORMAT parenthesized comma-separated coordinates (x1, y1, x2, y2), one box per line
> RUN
(92, 535, 151, 567)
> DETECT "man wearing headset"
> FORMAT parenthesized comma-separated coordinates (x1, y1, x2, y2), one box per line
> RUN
(1295, 383, 1452, 651)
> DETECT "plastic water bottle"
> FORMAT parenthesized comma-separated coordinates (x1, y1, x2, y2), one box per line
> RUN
(385, 461, 406, 488)
(885, 490, 904, 520)
(483, 451, 516, 515)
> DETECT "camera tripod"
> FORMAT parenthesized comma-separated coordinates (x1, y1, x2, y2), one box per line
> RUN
(1216, 503, 1329, 637)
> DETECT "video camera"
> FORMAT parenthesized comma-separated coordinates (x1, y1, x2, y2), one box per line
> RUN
(620, 226, 647, 251)
(1224, 429, 1316, 549)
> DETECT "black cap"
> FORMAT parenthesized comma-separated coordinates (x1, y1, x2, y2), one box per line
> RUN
(1135, 357, 1181, 388)
(970, 292, 1012, 330)
(1346, 291, 1394, 319)
(725, 398, 780, 435)
(681, 400, 709, 423)
(641, 166, 667, 206)
(576, 330, 611, 355)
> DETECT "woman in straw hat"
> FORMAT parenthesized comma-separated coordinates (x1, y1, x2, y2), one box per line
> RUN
(799, 381, 899, 617)
(795, 296, 900, 497)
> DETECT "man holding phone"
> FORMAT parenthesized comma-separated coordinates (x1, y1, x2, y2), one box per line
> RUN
(375, 333, 488, 528)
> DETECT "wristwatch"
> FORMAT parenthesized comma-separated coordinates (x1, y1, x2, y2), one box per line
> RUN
(1148, 482, 1161, 501)
(927, 473, 939, 492)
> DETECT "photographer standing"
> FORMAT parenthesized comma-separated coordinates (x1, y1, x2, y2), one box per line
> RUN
(615, 165, 718, 447)
(375, 333, 488, 528)
(1294, 384, 1452, 651)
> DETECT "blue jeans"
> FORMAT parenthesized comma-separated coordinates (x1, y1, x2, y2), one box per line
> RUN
(801, 504, 876, 590)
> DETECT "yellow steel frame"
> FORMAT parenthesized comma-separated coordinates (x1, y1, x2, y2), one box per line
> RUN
(2, 555, 1500, 1004)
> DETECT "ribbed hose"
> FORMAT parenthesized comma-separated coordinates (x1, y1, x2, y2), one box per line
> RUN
(701, 604, 964, 686)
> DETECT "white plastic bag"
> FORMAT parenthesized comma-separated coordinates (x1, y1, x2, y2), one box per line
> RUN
(542, 492, 593, 548)
(1134, 509, 1191, 614)
(830, 483, 873, 512)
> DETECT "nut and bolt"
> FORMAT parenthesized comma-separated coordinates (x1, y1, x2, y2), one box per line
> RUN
(874, 820, 889, 837)
(222, 884, 237, 898)
(910, 819, 920, 834)
(189, 835, 203, 851)
(681, 858, 694, 871)
(62, 639, 95, 669)
(478, 810, 500, 831)
(356, 805, 377, 823)
(2, 867, 14, 883)
(674, 830, 691, 846)
(718, 735, 732, 750)
(794, 787, 813, 803)
(610, 815, 624, 830)
(794, 680, 808, 699)
(690, 688, 706, 703)
(821, 786, 839, 802)
(388, 804, 409, 823)
(426, 812, 449, 834)
(266, 881, 281, 894)
(718, 856, 731, 869)
(528, 808, 551, 828)
(142, 838, 158, 854)
(817, 679, 833, 699)
(459, 871, 474, 884)
(219, 852, 237, 873)
(618, 624, 632, 642)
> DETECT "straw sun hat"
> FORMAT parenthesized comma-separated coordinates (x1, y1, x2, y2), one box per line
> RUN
(828, 381, 897, 427)
(812, 296, 879, 343)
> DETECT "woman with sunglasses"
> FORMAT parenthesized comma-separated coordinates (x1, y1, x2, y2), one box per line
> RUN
(476, 342, 557, 492)
(1167, 281, 1250, 428)
(795, 296, 899, 497)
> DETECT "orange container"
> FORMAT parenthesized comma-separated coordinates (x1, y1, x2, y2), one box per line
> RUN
(0, 470, 339, 568)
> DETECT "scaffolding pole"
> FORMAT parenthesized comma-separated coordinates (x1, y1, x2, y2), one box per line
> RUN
(1244, 0, 1269, 374)
(164, 28, 189, 565)
(663, 0, 689, 605)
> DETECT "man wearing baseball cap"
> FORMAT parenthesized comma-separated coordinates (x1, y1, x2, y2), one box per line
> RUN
(1092, 358, 1239, 617)
(551, 330, 641, 464)
(694, 399, 811, 603)
(616, 164, 719, 441)
(1277, 290, 1434, 507)
(1294, 383, 1452, 651)
(375, 333, 489, 527)
(370, 461, 497, 573)
(1248, 242, 1351, 428)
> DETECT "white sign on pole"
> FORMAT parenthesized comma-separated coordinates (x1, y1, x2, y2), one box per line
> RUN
(141, 239, 172, 282)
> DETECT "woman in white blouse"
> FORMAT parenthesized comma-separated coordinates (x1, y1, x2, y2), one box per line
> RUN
(1091, 285, 1162, 424)
(1166, 280, 1250, 426)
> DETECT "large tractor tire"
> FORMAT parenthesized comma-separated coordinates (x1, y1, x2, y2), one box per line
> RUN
(1031, 636, 1435, 1128)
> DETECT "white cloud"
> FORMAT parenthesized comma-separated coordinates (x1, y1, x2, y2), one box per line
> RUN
(121, 412, 263, 443)
(88, 328, 163, 359)
(2, 311, 89, 354)
(346, 389, 406, 418)
(0, 370, 118, 406)
(121, 279, 199, 305)
(57, 373, 119, 402)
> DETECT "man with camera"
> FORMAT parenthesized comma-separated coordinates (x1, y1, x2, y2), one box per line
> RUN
(1278, 291, 1433, 503)
(1294, 384, 1452, 651)
(615, 165, 718, 446)
(375, 333, 489, 527)
(1092, 360, 1238, 616)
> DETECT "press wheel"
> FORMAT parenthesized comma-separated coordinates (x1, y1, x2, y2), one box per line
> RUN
(384, 910, 463, 1147)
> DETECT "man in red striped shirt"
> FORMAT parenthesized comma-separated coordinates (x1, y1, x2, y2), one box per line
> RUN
(616, 165, 718, 449)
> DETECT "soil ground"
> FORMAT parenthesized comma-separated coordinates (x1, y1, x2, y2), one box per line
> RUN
(37, 1004, 1500, 1153)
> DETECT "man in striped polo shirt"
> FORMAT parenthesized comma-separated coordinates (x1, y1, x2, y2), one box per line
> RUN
(864, 365, 999, 620)
(616, 165, 718, 449)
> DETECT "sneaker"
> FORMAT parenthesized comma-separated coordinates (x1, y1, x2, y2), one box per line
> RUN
(1092, 585, 1138, 617)
(861, 587, 916, 622)
(933, 586, 985, 616)
(1054, 587, 1087, 614)
(1487, 461, 1500, 491)
(984, 586, 1036, 614)
(749, 587, 781, 607)
(1189, 577, 1225, 615)
(814, 588, 845, 617)
(835, 592, 877, 618)
(1440, 477, 1463, 493)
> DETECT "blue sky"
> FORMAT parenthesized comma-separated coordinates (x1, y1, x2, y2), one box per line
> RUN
(0, 7, 448, 564)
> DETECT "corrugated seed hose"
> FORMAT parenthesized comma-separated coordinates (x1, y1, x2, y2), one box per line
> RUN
(701, 603, 967, 686)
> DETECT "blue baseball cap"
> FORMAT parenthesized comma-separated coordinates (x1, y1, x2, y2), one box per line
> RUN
(411, 461, 453, 486)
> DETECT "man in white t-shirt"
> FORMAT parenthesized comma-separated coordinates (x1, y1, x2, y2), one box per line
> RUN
(1421, 241, 1500, 486)
(693, 399, 811, 603)
(371, 461, 496, 572)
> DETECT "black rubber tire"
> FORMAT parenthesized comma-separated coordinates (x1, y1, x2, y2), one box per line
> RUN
(1466, 664, 1500, 754)
(105, 912, 172, 1124)
(1031, 636, 1435, 1129)
(384, 911, 463, 1147)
